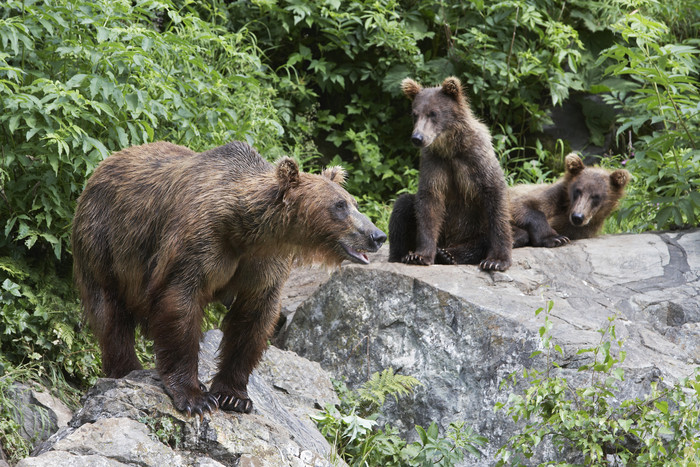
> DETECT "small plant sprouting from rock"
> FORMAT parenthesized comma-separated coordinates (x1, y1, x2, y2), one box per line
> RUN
(495, 301, 700, 465)
(139, 415, 184, 450)
(313, 368, 487, 466)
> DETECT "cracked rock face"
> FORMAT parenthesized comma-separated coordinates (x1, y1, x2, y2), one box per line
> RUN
(18, 331, 340, 467)
(282, 229, 700, 465)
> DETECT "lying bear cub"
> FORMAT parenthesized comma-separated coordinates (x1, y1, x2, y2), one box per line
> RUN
(509, 153, 630, 248)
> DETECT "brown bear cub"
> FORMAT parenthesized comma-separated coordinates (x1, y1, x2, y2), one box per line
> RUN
(509, 153, 630, 248)
(72, 140, 386, 416)
(388, 77, 512, 271)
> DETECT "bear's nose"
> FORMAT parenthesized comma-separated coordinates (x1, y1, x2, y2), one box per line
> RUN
(571, 213, 584, 226)
(410, 133, 424, 147)
(371, 230, 387, 249)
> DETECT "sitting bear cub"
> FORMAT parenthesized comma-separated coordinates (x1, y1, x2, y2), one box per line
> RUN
(509, 153, 630, 248)
(388, 77, 512, 271)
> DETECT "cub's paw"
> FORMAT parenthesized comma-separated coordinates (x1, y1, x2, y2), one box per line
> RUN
(402, 252, 431, 265)
(215, 393, 254, 414)
(479, 258, 511, 272)
(544, 235, 570, 248)
(435, 248, 456, 265)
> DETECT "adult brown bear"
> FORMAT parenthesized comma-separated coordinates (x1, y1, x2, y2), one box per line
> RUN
(509, 153, 630, 247)
(388, 77, 512, 271)
(72, 140, 386, 416)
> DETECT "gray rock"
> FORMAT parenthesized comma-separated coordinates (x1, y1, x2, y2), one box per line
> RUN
(24, 332, 340, 467)
(3, 382, 73, 451)
(282, 229, 700, 465)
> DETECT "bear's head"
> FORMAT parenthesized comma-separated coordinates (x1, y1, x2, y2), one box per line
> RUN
(564, 153, 630, 227)
(401, 76, 468, 149)
(275, 158, 386, 265)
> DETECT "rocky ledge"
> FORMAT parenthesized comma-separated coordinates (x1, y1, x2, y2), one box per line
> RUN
(10, 229, 699, 466)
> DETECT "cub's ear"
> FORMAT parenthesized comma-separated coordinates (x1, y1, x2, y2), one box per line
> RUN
(564, 153, 585, 176)
(610, 169, 630, 189)
(401, 78, 422, 100)
(321, 165, 346, 185)
(276, 157, 300, 190)
(441, 76, 463, 100)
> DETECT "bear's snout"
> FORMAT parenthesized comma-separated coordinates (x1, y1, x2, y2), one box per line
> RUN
(570, 213, 585, 226)
(411, 133, 424, 147)
(370, 229, 387, 250)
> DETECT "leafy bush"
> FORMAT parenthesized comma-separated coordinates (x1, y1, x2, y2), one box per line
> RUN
(225, 0, 588, 203)
(0, 0, 285, 261)
(595, 10, 700, 231)
(314, 368, 487, 466)
(496, 302, 700, 465)
(0, 0, 287, 384)
(0, 256, 98, 385)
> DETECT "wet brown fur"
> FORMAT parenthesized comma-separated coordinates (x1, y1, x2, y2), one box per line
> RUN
(389, 77, 512, 271)
(72, 141, 385, 416)
(509, 153, 630, 247)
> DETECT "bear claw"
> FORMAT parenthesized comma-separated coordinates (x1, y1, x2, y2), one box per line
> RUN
(402, 252, 430, 265)
(435, 248, 456, 265)
(218, 394, 253, 414)
(479, 259, 509, 272)
(181, 391, 219, 418)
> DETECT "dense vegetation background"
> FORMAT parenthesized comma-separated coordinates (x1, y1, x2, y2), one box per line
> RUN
(0, 0, 698, 461)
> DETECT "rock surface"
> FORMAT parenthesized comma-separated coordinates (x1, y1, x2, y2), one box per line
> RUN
(10, 229, 699, 466)
(18, 330, 339, 467)
(282, 229, 700, 465)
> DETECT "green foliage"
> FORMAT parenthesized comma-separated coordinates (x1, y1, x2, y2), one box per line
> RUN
(0, 256, 98, 386)
(313, 368, 486, 466)
(226, 0, 588, 204)
(595, 9, 700, 231)
(0, 0, 284, 260)
(496, 302, 700, 465)
(139, 415, 184, 449)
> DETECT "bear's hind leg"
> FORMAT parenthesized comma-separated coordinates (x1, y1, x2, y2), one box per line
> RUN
(87, 288, 143, 378)
(442, 239, 489, 266)
(388, 194, 417, 263)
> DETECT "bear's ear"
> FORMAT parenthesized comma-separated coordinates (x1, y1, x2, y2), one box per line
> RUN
(276, 157, 300, 190)
(441, 76, 463, 100)
(610, 169, 630, 189)
(401, 78, 422, 100)
(321, 165, 346, 185)
(564, 153, 585, 176)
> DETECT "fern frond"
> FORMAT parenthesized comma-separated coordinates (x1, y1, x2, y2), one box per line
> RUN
(356, 368, 422, 412)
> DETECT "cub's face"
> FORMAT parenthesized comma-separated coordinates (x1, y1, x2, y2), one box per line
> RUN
(408, 89, 459, 148)
(401, 77, 466, 148)
(567, 172, 610, 227)
(563, 153, 630, 227)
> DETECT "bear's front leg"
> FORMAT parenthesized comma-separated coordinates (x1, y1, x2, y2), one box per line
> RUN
(152, 288, 219, 416)
(522, 209, 570, 248)
(210, 261, 287, 414)
(480, 184, 513, 271)
(408, 190, 446, 265)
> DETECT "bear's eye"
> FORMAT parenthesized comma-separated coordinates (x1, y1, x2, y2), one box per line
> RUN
(332, 200, 349, 220)
(428, 111, 437, 120)
(334, 200, 347, 211)
(591, 195, 601, 206)
(573, 188, 582, 200)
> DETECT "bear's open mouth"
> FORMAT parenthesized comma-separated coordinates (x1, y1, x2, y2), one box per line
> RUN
(341, 244, 370, 264)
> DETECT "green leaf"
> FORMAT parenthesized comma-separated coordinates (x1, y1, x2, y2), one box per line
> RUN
(66, 74, 88, 89)
(654, 400, 668, 414)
